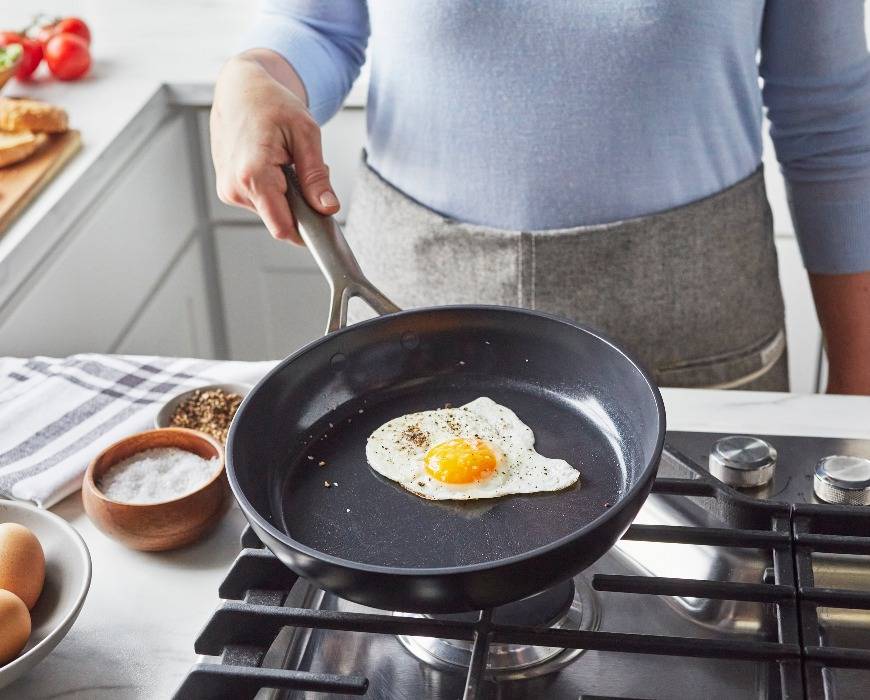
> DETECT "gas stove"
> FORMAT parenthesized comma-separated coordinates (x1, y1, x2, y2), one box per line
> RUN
(174, 432, 870, 699)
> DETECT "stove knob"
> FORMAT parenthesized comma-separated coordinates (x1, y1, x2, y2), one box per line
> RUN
(709, 436, 777, 488)
(814, 456, 870, 506)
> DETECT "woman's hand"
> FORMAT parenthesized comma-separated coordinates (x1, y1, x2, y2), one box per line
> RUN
(210, 49, 339, 244)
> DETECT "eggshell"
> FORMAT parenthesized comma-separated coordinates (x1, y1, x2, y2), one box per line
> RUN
(0, 589, 30, 665)
(0, 522, 45, 609)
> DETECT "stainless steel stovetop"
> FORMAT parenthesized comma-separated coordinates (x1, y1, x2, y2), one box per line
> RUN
(175, 432, 870, 700)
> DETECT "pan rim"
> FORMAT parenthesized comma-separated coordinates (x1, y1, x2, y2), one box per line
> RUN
(226, 304, 666, 578)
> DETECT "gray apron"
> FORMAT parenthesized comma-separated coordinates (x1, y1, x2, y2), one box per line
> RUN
(345, 159, 788, 391)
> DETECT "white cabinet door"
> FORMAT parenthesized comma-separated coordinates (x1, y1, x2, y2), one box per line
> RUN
(199, 107, 366, 224)
(115, 238, 216, 358)
(213, 224, 329, 360)
(775, 236, 821, 393)
(817, 351, 829, 393)
(0, 115, 197, 357)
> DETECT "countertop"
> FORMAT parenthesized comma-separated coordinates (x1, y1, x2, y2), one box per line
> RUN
(5, 384, 870, 699)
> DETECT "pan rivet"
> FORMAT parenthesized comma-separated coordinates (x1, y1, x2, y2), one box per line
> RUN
(401, 331, 420, 350)
(330, 353, 347, 370)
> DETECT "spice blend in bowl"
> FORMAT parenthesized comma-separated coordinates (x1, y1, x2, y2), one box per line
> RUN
(167, 387, 243, 442)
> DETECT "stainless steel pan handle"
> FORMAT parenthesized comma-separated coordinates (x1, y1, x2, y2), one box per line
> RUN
(283, 165, 400, 333)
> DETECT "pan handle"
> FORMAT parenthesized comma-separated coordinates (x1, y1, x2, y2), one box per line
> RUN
(282, 165, 401, 333)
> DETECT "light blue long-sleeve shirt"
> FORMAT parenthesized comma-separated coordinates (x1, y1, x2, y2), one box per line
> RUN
(242, 1, 870, 274)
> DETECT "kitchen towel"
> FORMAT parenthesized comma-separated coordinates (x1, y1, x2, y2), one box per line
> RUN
(0, 354, 275, 508)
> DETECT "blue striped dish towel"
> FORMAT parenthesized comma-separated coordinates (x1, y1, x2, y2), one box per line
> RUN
(0, 354, 275, 508)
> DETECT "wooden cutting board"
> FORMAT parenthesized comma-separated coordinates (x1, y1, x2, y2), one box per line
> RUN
(0, 129, 81, 235)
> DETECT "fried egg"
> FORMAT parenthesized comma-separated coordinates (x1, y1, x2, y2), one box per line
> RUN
(365, 397, 580, 500)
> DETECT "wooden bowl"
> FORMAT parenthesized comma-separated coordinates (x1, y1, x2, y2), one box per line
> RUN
(82, 428, 229, 552)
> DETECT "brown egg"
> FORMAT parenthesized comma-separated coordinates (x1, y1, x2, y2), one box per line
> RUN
(0, 589, 30, 665)
(0, 523, 45, 609)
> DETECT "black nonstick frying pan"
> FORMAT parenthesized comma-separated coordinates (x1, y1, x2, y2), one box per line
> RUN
(225, 168, 666, 613)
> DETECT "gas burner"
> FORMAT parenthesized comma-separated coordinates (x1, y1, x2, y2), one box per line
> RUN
(395, 576, 600, 678)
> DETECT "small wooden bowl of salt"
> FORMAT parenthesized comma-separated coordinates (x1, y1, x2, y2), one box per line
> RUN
(82, 428, 228, 551)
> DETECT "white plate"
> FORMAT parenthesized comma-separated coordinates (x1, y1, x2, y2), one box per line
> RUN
(153, 382, 252, 431)
(0, 501, 91, 689)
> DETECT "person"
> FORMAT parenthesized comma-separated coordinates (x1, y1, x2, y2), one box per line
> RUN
(210, 1, 870, 394)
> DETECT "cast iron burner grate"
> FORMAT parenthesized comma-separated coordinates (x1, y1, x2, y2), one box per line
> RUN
(173, 443, 870, 700)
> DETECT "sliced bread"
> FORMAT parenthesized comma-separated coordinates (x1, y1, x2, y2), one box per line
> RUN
(0, 130, 48, 168)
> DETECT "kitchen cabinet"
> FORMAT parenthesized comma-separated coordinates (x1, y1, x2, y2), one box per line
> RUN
(213, 224, 329, 359)
(0, 115, 198, 357)
(817, 349, 829, 393)
(115, 237, 216, 358)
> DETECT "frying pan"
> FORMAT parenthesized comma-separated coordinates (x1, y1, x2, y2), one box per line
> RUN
(226, 168, 666, 613)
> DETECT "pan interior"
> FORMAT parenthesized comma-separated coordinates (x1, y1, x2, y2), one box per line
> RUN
(229, 307, 663, 573)
(277, 378, 625, 568)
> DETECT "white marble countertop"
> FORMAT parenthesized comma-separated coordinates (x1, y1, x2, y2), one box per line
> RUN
(3, 383, 870, 699)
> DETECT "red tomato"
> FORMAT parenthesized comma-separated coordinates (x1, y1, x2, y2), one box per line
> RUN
(44, 33, 90, 81)
(0, 32, 42, 80)
(38, 17, 91, 46)
(54, 18, 91, 45)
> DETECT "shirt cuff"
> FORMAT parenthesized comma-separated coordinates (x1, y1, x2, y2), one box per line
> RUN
(787, 180, 870, 274)
(238, 18, 345, 124)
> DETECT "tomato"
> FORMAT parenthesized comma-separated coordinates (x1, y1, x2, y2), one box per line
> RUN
(0, 32, 42, 80)
(54, 18, 91, 45)
(38, 17, 91, 46)
(44, 33, 90, 81)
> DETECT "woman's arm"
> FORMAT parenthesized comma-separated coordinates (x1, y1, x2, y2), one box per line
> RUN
(810, 271, 870, 394)
(211, 1, 369, 242)
(761, 0, 870, 394)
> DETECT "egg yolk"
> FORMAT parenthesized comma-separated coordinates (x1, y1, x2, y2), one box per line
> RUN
(424, 438, 497, 484)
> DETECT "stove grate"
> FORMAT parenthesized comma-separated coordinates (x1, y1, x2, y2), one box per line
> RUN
(172, 444, 870, 700)
(793, 505, 870, 698)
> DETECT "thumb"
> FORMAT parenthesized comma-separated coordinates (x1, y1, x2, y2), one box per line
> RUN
(291, 118, 340, 215)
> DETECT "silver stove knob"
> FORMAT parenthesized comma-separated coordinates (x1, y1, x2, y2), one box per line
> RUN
(709, 436, 777, 488)
(814, 456, 870, 506)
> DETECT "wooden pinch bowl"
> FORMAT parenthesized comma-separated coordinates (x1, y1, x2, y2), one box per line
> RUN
(82, 428, 228, 552)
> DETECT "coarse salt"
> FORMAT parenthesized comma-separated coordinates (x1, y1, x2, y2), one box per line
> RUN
(98, 447, 219, 504)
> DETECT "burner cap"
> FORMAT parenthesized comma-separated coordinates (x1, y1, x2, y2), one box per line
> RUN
(814, 455, 870, 505)
(396, 576, 599, 679)
(709, 436, 777, 488)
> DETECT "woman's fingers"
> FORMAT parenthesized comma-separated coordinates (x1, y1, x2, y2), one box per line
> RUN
(247, 166, 302, 244)
(291, 116, 340, 215)
(253, 191, 302, 244)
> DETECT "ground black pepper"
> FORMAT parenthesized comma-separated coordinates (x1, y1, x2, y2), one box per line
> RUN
(168, 388, 243, 443)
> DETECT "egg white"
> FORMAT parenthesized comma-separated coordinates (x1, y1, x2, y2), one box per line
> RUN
(365, 397, 580, 500)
